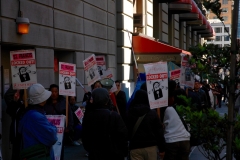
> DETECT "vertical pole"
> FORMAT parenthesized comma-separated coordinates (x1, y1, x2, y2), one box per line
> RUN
(227, 1, 239, 160)
(24, 89, 28, 108)
(66, 96, 68, 128)
(157, 108, 160, 118)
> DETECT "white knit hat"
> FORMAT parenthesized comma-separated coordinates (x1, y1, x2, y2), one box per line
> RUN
(27, 83, 52, 105)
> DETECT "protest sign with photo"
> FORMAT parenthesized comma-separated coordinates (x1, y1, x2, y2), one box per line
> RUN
(10, 50, 37, 89)
(59, 62, 76, 96)
(46, 115, 65, 160)
(170, 68, 181, 83)
(83, 54, 101, 86)
(179, 55, 195, 88)
(144, 62, 168, 109)
(96, 56, 113, 79)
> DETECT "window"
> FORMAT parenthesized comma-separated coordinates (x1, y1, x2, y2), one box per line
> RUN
(222, 8, 228, 12)
(215, 36, 222, 41)
(224, 27, 229, 33)
(215, 27, 222, 33)
(223, 16, 228, 21)
(222, 0, 228, 4)
(224, 36, 230, 41)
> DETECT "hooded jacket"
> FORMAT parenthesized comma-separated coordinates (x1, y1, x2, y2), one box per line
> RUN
(18, 105, 58, 160)
(127, 89, 165, 152)
(82, 88, 128, 160)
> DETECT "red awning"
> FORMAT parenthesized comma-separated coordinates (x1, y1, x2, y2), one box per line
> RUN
(132, 34, 191, 55)
(179, 0, 199, 20)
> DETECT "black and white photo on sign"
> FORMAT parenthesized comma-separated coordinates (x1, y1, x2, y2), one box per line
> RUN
(89, 68, 95, 79)
(64, 76, 72, 89)
(12, 65, 36, 82)
(152, 81, 163, 100)
(97, 66, 103, 76)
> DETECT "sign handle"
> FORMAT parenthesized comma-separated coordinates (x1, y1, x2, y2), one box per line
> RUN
(24, 89, 28, 108)
(76, 78, 87, 93)
(157, 108, 160, 119)
(66, 96, 68, 128)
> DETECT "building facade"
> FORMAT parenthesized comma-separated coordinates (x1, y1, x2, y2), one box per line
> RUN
(206, 19, 231, 47)
(0, 0, 213, 158)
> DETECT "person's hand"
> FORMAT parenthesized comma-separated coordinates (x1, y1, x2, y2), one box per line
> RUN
(13, 90, 20, 101)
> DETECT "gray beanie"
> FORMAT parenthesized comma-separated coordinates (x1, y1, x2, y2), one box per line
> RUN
(27, 83, 52, 105)
(92, 88, 109, 105)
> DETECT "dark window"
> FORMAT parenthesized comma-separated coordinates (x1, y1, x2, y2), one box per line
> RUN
(224, 27, 229, 33)
(222, 8, 228, 12)
(223, 16, 228, 21)
(215, 27, 222, 33)
(224, 36, 230, 41)
(215, 36, 222, 41)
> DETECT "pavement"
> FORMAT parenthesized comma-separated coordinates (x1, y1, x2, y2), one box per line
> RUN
(64, 102, 229, 160)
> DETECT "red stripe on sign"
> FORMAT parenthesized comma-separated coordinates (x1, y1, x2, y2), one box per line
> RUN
(146, 73, 168, 80)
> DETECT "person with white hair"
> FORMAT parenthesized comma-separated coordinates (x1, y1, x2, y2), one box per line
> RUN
(18, 83, 58, 160)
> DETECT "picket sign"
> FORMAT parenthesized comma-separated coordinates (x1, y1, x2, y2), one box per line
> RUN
(46, 115, 65, 160)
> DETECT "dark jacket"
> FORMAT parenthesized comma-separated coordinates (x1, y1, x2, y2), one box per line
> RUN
(127, 103, 165, 152)
(115, 90, 127, 120)
(82, 104, 128, 160)
(44, 96, 74, 130)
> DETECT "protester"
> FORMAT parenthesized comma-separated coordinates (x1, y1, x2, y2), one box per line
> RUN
(4, 85, 25, 160)
(82, 88, 128, 160)
(18, 83, 58, 160)
(69, 96, 82, 146)
(127, 89, 165, 160)
(44, 84, 74, 159)
(193, 80, 209, 109)
(115, 80, 127, 120)
(160, 80, 191, 160)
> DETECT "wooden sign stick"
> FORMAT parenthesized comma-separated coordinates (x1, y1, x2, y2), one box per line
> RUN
(66, 96, 68, 128)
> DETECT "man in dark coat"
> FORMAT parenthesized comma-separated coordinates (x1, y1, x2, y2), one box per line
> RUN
(82, 88, 128, 160)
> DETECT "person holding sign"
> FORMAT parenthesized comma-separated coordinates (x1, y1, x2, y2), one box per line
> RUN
(4, 85, 25, 160)
(82, 88, 128, 160)
(18, 83, 58, 160)
(44, 84, 74, 160)
(127, 89, 165, 160)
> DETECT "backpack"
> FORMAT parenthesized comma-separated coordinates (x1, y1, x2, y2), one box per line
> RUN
(161, 106, 202, 146)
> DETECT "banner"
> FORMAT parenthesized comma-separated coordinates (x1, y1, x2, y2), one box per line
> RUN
(96, 56, 113, 79)
(59, 62, 76, 96)
(170, 68, 181, 83)
(179, 55, 195, 88)
(10, 50, 37, 89)
(83, 54, 101, 86)
(46, 115, 65, 160)
(144, 62, 168, 109)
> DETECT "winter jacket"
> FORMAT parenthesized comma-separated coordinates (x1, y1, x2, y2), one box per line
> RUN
(82, 104, 128, 160)
(115, 90, 127, 119)
(127, 103, 165, 152)
(18, 105, 58, 160)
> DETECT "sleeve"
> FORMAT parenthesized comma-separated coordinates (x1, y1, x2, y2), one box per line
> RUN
(29, 112, 58, 147)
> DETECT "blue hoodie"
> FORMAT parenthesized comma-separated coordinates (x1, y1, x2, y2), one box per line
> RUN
(18, 105, 58, 160)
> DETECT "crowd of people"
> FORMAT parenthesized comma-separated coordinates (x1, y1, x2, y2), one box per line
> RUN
(4, 77, 230, 160)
